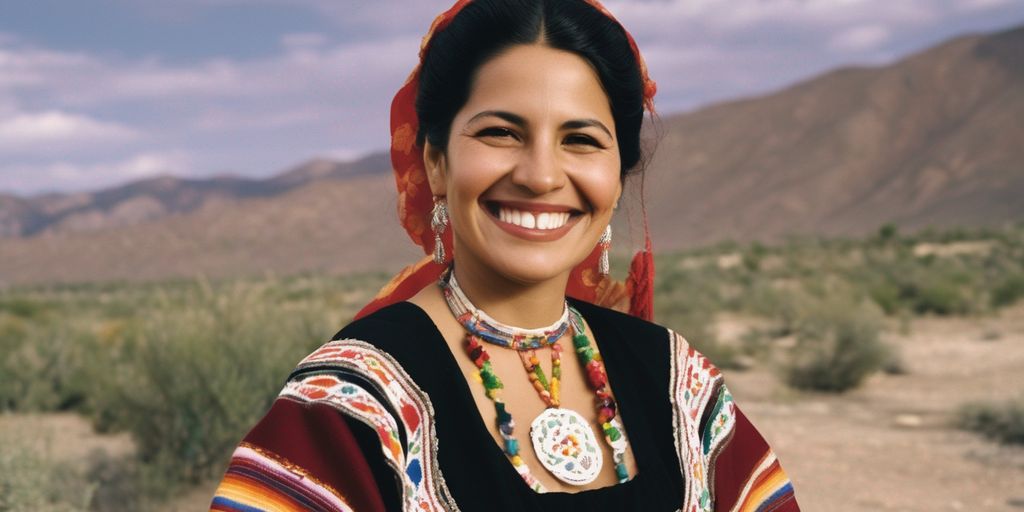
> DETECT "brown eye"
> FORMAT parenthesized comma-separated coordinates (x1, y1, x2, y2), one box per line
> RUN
(564, 134, 603, 148)
(476, 127, 518, 139)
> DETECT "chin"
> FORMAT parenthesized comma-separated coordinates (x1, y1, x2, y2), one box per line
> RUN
(488, 251, 581, 286)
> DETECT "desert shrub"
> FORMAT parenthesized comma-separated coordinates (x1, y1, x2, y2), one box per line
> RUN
(744, 283, 818, 337)
(0, 297, 47, 319)
(0, 315, 95, 412)
(991, 274, 1024, 308)
(654, 262, 738, 368)
(907, 278, 974, 315)
(782, 296, 888, 392)
(876, 223, 898, 243)
(866, 281, 902, 315)
(84, 452, 146, 512)
(956, 399, 1024, 445)
(85, 282, 332, 497)
(0, 424, 96, 511)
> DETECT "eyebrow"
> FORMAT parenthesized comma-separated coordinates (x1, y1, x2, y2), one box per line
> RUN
(467, 110, 613, 139)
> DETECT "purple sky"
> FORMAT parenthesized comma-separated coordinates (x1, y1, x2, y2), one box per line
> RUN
(1, 0, 1022, 195)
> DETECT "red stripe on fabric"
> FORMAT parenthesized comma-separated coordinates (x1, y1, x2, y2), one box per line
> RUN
(712, 406, 773, 512)
(243, 398, 387, 512)
(217, 471, 311, 511)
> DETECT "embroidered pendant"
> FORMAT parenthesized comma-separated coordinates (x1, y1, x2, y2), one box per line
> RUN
(529, 408, 603, 485)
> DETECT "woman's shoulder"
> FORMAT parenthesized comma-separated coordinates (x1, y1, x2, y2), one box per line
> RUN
(332, 301, 430, 344)
(282, 301, 435, 389)
(287, 301, 437, 374)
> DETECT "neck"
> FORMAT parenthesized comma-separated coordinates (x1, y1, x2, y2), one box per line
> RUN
(451, 256, 570, 330)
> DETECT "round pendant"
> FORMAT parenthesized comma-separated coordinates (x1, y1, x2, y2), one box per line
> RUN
(529, 408, 603, 485)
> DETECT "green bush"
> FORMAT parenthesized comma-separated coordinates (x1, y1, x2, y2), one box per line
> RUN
(0, 316, 94, 412)
(745, 283, 815, 337)
(86, 283, 331, 496)
(956, 399, 1024, 445)
(0, 424, 96, 511)
(782, 296, 888, 392)
(991, 274, 1024, 308)
(907, 279, 973, 315)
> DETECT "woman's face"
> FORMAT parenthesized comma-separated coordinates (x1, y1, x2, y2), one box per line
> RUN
(426, 43, 622, 286)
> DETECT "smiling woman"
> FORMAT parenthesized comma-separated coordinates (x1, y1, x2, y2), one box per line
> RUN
(210, 1, 800, 511)
(426, 44, 622, 289)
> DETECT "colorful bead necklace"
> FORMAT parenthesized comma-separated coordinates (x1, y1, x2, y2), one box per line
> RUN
(439, 268, 630, 490)
(443, 270, 570, 350)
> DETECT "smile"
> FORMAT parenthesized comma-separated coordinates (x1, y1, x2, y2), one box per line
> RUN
(482, 200, 584, 241)
(497, 209, 570, 230)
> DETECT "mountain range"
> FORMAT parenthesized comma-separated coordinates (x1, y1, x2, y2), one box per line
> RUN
(1, 25, 1021, 286)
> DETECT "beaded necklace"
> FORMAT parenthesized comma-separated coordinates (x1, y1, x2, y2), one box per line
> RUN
(440, 268, 630, 490)
(443, 269, 570, 350)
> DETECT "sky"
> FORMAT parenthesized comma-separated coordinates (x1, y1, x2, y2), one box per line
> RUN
(1, 0, 1022, 196)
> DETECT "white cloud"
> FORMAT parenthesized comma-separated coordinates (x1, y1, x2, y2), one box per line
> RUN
(2, 0, 1022, 194)
(1, 150, 193, 195)
(0, 34, 416, 105)
(318, 147, 364, 161)
(0, 110, 140, 153)
(830, 24, 892, 51)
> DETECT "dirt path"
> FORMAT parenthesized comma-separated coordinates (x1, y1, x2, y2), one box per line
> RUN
(723, 303, 1024, 511)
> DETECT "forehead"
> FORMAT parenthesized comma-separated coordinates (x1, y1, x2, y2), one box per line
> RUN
(461, 44, 613, 123)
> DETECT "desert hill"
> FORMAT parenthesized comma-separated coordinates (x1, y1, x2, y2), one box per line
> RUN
(1, 25, 1022, 285)
(640, 24, 1024, 248)
(0, 153, 389, 238)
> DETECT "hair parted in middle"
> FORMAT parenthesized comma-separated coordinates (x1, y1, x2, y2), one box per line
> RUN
(415, 0, 649, 180)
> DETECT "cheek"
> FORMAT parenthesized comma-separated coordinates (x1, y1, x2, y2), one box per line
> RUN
(570, 159, 621, 211)
(445, 150, 503, 211)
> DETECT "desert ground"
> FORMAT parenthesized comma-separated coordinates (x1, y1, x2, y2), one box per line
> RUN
(726, 302, 1024, 511)
(3, 303, 1022, 511)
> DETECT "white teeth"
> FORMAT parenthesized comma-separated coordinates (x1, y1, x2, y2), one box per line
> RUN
(495, 206, 570, 230)
(522, 212, 536, 229)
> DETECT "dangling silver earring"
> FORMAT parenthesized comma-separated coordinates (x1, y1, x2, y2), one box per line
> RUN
(598, 224, 612, 276)
(431, 196, 449, 264)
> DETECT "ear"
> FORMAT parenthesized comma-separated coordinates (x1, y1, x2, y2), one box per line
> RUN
(613, 182, 623, 211)
(423, 141, 447, 197)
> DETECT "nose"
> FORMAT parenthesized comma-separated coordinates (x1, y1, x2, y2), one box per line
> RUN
(510, 142, 566, 195)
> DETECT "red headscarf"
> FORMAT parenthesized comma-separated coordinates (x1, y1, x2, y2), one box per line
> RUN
(355, 0, 658, 321)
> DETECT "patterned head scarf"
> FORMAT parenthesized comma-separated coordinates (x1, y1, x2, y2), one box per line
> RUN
(355, 0, 658, 321)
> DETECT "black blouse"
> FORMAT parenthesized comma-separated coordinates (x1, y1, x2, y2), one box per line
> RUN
(333, 299, 684, 511)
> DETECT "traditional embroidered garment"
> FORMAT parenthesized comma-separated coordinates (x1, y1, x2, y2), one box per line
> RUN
(210, 300, 798, 511)
(212, 1, 799, 509)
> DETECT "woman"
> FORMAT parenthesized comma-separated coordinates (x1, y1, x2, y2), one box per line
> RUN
(211, 1, 799, 510)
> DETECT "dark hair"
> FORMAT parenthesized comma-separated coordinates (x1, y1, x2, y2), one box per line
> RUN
(416, 0, 647, 178)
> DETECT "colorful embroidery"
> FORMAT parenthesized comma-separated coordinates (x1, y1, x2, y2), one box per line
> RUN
(669, 329, 796, 512)
(214, 324, 798, 511)
(283, 340, 458, 512)
(211, 443, 354, 512)
(703, 382, 737, 493)
(669, 329, 727, 511)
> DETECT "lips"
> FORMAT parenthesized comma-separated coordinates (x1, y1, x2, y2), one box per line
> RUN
(482, 199, 584, 241)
